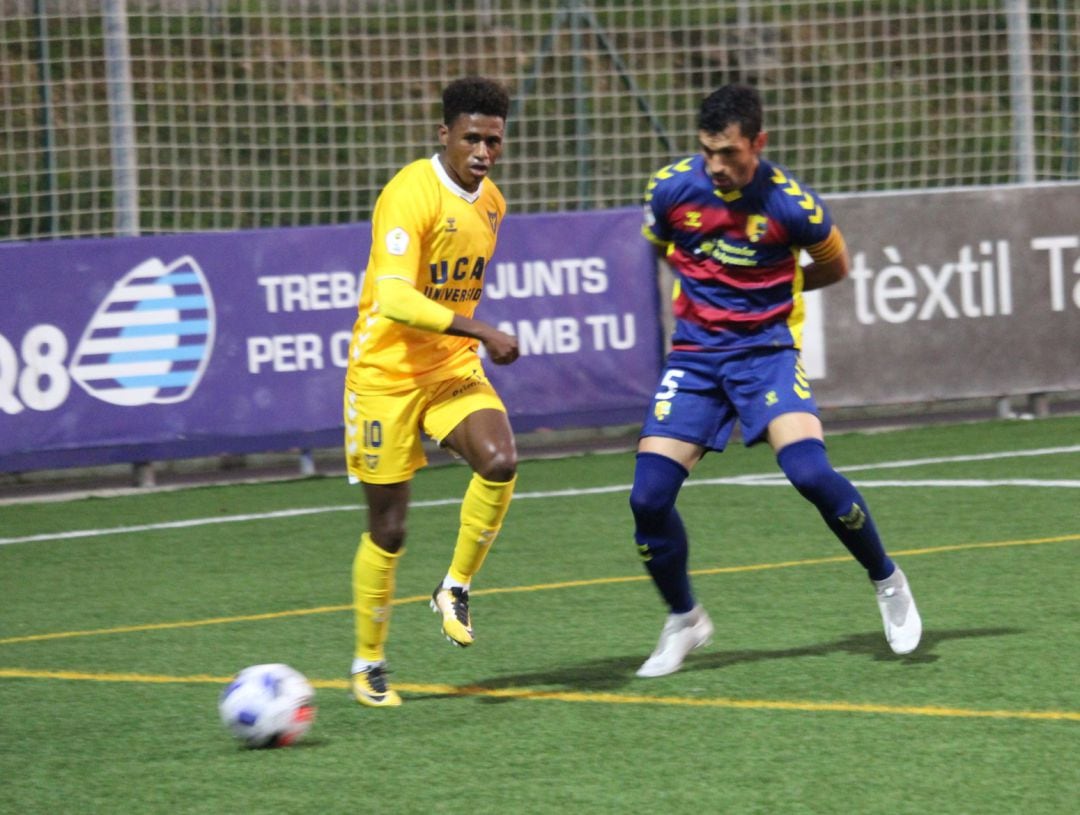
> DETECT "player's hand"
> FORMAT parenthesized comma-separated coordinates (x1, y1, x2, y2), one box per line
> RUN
(482, 328, 519, 365)
(447, 315, 520, 364)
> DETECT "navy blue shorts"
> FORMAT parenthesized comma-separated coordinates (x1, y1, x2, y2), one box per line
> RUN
(639, 347, 819, 451)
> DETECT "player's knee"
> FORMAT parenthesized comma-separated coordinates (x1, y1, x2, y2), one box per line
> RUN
(369, 523, 406, 554)
(474, 447, 517, 483)
(776, 438, 836, 500)
(629, 454, 685, 530)
(629, 482, 671, 524)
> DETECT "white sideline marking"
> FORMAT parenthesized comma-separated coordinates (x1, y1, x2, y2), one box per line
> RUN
(698, 478, 1080, 489)
(725, 444, 1080, 482)
(806, 444, 1080, 474)
(2, 444, 1078, 547)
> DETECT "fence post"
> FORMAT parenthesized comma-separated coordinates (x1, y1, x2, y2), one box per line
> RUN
(103, 0, 139, 237)
(1005, 0, 1036, 183)
(104, 1, 149, 484)
(33, 0, 58, 235)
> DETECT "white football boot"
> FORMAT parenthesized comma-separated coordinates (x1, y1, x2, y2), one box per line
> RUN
(873, 566, 922, 655)
(636, 604, 714, 678)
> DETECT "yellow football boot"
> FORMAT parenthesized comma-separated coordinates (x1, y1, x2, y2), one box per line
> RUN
(430, 584, 474, 647)
(351, 664, 401, 707)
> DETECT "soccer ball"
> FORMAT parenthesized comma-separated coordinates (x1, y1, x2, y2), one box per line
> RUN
(218, 663, 316, 748)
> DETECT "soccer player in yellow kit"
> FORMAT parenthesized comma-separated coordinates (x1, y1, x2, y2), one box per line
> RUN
(344, 77, 520, 707)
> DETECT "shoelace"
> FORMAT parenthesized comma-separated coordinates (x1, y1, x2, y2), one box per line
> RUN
(450, 590, 470, 625)
(365, 666, 390, 693)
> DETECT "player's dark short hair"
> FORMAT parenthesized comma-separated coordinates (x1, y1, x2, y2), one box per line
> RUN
(698, 84, 763, 140)
(443, 77, 510, 126)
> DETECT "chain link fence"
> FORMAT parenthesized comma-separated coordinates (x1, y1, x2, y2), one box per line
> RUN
(2, 0, 1078, 241)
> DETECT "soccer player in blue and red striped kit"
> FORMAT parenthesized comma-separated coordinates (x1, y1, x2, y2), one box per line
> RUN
(631, 84, 922, 677)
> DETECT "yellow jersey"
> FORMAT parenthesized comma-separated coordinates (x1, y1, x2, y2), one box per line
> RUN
(346, 155, 506, 392)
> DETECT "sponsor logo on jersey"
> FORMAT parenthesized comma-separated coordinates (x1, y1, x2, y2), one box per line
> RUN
(428, 256, 486, 284)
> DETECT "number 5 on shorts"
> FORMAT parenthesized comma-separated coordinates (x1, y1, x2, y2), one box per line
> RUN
(654, 369, 685, 400)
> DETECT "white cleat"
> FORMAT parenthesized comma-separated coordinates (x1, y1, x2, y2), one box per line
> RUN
(873, 566, 922, 655)
(636, 605, 714, 678)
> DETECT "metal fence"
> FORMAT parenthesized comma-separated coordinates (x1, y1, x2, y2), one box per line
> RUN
(2, 0, 1078, 241)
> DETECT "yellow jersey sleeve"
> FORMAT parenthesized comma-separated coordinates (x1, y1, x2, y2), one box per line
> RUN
(367, 162, 440, 287)
(375, 276, 455, 332)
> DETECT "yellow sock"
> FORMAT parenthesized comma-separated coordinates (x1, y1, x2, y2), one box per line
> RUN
(352, 533, 402, 664)
(448, 473, 516, 585)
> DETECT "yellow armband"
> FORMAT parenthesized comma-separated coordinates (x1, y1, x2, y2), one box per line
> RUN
(375, 276, 455, 333)
(806, 225, 846, 264)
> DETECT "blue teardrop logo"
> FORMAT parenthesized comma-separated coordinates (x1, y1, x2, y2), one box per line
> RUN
(70, 256, 215, 406)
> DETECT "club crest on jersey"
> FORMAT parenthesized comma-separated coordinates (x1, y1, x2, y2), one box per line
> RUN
(487, 210, 499, 233)
(747, 215, 769, 242)
(654, 400, 672, 421)
(364, 454, 380, 470)
(445, 217, 458, 233)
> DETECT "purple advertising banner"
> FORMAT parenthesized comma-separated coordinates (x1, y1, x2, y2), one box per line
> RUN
(477, 208, 662, 429)
(0, 208, 661, 471)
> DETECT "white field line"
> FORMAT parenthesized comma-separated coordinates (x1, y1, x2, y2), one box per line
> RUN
(695, 478, 1080, 489)
(2, 444, 1078, 547)
(731, 444, 1080, 481)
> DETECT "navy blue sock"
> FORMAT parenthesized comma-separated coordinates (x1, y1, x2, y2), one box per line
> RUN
(629, 452, 695, 613)
(776, 439, 894, 581)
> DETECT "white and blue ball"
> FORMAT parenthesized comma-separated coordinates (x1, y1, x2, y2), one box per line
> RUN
(218, 663, 316, 748)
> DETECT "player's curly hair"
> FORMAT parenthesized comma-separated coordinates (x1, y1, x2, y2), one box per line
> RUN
(442, 77, 510, 125)
(698, 83, 763, 140)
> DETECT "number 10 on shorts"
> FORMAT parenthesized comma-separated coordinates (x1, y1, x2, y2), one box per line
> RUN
(363, 420, 383, 448)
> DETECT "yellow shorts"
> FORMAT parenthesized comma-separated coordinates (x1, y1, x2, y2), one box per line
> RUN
(344, 366, 506, 484)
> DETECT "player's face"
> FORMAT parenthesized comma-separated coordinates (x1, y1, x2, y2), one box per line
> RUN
(438, 113, 505, 193)
(699, 123, 767, 192)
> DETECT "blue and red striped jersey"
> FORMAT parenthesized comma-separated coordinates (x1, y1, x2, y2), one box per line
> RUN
(642, 153, 835, 352)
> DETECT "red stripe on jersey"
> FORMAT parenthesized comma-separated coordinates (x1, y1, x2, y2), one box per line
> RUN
(674, 290, 793, 330)
(667, 202, 744, 235)
(672, 247, 797, 289)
